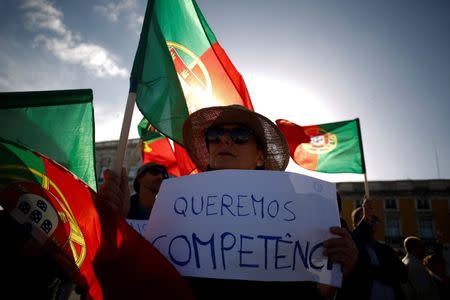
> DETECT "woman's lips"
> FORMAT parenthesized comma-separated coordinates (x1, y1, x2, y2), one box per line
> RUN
(217, 151, 235, 157)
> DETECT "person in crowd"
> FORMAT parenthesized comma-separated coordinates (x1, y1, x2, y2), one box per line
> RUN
(423, 253, 450, 300)
(345, 199, 408, 300)
(402, 236, 440, 300)
(102, 105, 359, 299)
(127, 162, 169, 220)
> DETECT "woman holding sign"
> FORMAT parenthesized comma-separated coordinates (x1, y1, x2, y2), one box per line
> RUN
(181, 105, 358, 299)
(101, 105, 358, 299)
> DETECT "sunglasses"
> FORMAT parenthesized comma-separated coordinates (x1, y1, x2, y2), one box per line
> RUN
(205, 126, 254, 145)
(145, 167, 169, 179)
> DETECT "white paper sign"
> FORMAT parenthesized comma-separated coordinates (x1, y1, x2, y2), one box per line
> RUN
(144, 170, 342, 287)
(126, 219, 149, 236)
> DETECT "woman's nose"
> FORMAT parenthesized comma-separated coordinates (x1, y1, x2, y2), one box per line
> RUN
(219, 132, 232, 145)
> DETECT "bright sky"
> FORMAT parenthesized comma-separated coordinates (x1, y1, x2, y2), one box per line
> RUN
(1, 0, 449, 182)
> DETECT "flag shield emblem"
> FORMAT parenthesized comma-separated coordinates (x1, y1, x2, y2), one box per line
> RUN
(0, 179, 87, 268)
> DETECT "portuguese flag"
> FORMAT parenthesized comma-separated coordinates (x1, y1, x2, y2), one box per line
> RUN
(0, 139, 194, 299)
(138, 118, 199, 176)
(0, 89, 97, 191)
(131, 0, 254, 145)
(277, 119, 366, 174)
(138, 118, 180, 176)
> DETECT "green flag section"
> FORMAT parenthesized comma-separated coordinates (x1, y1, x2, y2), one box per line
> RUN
(131, 0, 253, 145)
(0, 139, 195, 299)
(277, 119, 365, 174)
(0, 89, 97, 191)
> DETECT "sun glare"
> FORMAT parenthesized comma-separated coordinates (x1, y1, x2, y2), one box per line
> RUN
(244, 74, 335, 126)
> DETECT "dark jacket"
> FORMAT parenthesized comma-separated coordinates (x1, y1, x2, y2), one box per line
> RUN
(185, 277, 322, 299)
(338, 220, 408, 300)
(127, 193, 152, 220)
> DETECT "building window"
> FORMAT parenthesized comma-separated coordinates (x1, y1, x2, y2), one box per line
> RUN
(384, 198, 398, 211)
(418, 216, 433, 240)
(416, 197, 431, 211)
(385, 215, 401, 243)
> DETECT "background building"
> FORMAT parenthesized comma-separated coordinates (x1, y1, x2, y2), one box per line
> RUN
(96, 138, 142, 192)
(337, 181, 450, 248)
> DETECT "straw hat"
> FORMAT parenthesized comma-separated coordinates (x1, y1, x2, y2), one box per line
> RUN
(182, 105, 289, 171)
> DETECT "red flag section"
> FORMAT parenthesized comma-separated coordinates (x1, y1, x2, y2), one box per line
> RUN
(276, 119, 310, 158)
(142, 138, 181, 176)
(0, 141, 195, 300)
(174, 143, 200, 175)
(142, 138, 200, 176)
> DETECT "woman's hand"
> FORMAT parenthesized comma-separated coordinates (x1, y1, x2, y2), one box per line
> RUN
(323, 226, 358, 278)
(97, 168, 130, 217)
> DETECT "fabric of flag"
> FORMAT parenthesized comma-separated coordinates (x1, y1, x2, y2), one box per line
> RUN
(142, 137, 180, 176)
(277, 119, 365, 174)
(0, 139, 195, 300)
(138, 117, 200, 176)
(0, 89, 97, 191)
(173, 143, 200, 175)
(131, 0, 253, 145)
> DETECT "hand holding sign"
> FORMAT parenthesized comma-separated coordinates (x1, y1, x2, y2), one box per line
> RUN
(323, 227, 358, 277)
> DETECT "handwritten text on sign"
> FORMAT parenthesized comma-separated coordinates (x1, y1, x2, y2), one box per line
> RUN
(144, 170, 341, 286)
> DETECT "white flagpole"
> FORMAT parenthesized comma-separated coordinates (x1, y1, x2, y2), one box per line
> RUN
(113, 92, 136, 175)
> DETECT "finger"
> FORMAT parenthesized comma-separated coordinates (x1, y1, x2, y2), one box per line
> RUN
(323, 239, 353, 252)
(100, 181, 122, 196)
(323, 243, 356, 257)
(98, 190, 122, 209)
(329, 226, 351, 238)
(103, 169, 121, 184)
(120, 168, 130, 191)
(325, 252, 352, 265)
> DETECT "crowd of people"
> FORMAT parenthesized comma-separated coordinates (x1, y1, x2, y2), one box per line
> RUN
(2, 104, 449, 299)
(120, 105, 450, 300)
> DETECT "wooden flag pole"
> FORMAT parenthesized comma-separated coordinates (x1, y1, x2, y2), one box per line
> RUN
(355, 118, 370, 199)
(114, 93, 136, 175)
(363, 172, 370, 199)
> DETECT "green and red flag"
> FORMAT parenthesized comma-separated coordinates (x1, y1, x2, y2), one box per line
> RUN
(138, 118, 181, 176)
(131, 0, 254, 145)
(0, 139, 195, 299)
(138, 118, 199, 176)
(276, 118, 365, 174)
(0, 89, 97, 191)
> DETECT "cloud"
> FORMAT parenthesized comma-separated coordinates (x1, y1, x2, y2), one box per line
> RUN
(94, 0, 144, 30)
(21, 0, 128, 78)
(94, 0, 136, 22)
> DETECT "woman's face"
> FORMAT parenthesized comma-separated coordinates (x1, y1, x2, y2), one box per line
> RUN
(206, 124, 265, 170)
